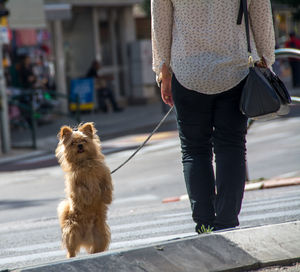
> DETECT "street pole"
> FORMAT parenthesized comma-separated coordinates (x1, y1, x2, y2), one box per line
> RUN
(53, 19, 68, 114)
(0, 36, 10, 153)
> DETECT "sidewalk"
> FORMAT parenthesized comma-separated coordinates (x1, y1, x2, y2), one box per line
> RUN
(11, 220, 300, 272)
(0, 101, 176, 165)
(1, 85, 300, 165)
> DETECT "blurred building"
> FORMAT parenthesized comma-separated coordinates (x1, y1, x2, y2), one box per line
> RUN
(7, 1, 299, 113)
(46, 0, 144, 107)
(272, 3, 300, 47)
(47, 0, 158, 111)
(5, 0, 160, 115)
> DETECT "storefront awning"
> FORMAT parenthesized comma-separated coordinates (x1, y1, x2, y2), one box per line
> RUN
(45, 4, 72, 20)
(7, 0, 46, 29)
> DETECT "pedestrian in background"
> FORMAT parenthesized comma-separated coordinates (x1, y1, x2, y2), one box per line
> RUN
(18, 55, 37, 127)
(86, 60, 123, 113)
(285, 32, 300, 88)
(19, 55, 36, 90)
(151, 0, 275, 232)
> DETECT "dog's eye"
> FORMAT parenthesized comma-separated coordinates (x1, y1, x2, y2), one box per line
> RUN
(83, 140, 87, 143)
(71, 142, 75, 146)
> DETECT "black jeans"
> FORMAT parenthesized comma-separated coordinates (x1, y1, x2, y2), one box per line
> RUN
(172, 75, 248, 230)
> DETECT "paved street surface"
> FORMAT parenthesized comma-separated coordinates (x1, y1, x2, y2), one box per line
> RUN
(1, 185, 300, 270)
(0, 134, 300, 271)
(246, 113, 300, 180)
(1, 101, 300, 271)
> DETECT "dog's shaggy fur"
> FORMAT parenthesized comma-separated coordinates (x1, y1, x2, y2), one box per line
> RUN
(56, 122, 113, 258)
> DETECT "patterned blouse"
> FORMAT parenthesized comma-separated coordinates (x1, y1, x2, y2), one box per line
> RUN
(151, 0, 275, 94)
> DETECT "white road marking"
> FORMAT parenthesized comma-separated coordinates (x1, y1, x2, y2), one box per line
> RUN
(1, 190, 299, 269)
(113, 194, 159, 204)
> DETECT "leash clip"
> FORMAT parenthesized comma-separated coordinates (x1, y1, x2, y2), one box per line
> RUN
(248, 55, 254, 67)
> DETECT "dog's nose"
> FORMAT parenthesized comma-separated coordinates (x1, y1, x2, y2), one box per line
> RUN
(78, 144, 83, 149)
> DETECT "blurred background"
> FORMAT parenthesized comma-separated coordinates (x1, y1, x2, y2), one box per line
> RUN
(0, 0, 300, 155)
(1, 2, 300, 270)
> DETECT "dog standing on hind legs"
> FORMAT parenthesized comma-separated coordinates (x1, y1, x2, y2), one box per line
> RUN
(56, 122, 113, 258)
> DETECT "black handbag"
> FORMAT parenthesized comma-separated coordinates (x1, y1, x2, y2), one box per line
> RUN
(237, 0, 291, 120)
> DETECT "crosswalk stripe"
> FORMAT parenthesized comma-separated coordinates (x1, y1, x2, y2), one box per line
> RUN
(0, 218, 58, 232)
(242, 193, 300, 207)
(241, 199, 300, 213)
(112, 222, 193, 240)
(4, 242, 60, 252)
(110, 232, 196, 250)
(0, 250, 64, 266)
(159, 212, 191, 218)
(240, 209, 300, 222)
(111, 215, 192, 232)
(113, 194, 159, 204)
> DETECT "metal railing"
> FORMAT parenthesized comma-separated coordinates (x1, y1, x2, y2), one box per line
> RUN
(275, 48, 300, 60)
(9, 90, 81, 149)
(275, 48, 300, 105)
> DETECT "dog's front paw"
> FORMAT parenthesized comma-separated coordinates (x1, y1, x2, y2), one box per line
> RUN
(67, 252, 75, 258)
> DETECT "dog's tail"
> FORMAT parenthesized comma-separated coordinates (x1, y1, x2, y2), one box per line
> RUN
(57, 200, 81, 256)
(57, 199, 73, 249)
(57, 199, 70, 227)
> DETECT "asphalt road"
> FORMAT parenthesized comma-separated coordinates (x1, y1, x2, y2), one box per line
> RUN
(1, 108, 300, 270)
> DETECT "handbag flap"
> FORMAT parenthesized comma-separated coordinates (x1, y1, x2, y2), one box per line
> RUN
(260, 68, 292, 104)
(240, 67, 281, 118)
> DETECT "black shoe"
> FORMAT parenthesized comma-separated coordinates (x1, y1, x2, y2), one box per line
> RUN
(100, 107, 108, 113)
(113, 107, 123, 112)
(213, 225, 236, 231)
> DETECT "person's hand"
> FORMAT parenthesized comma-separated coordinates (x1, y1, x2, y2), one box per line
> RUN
(161, 76, 173, 107)
(160, 64, 173, 107)
(256, 56, 268, 68)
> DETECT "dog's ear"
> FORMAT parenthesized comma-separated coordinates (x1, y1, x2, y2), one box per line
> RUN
(79, 122, 95, 138)
(59, 126, 73, 140)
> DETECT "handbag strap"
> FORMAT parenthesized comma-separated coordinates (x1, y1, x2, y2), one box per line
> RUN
(237, 0, 252, 54)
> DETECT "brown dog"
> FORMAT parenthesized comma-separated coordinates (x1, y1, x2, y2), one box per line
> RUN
(56, 122, 113, 258)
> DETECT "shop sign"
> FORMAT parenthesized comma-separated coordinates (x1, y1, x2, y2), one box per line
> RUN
(7, 0, 46, 29)
(70, 78, 95, 111)
(0, 17, 8, 27)
(0, 27, 9, 44)
(44, 4, 72, 21)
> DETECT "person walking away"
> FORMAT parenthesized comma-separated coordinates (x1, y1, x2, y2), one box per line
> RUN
(19, 55, 36, 90)
(151, 0, 275, 232)
(86, 60, 123, 113)
(285, 32, 300, 88)
(18, 55, 37, 127)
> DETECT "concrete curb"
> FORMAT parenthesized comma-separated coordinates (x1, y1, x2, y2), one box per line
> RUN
(162, 177, 300, 203)
(11, 221, 300, 272)
(0, 150, 48, 165)
(262, 177, 300, 189)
